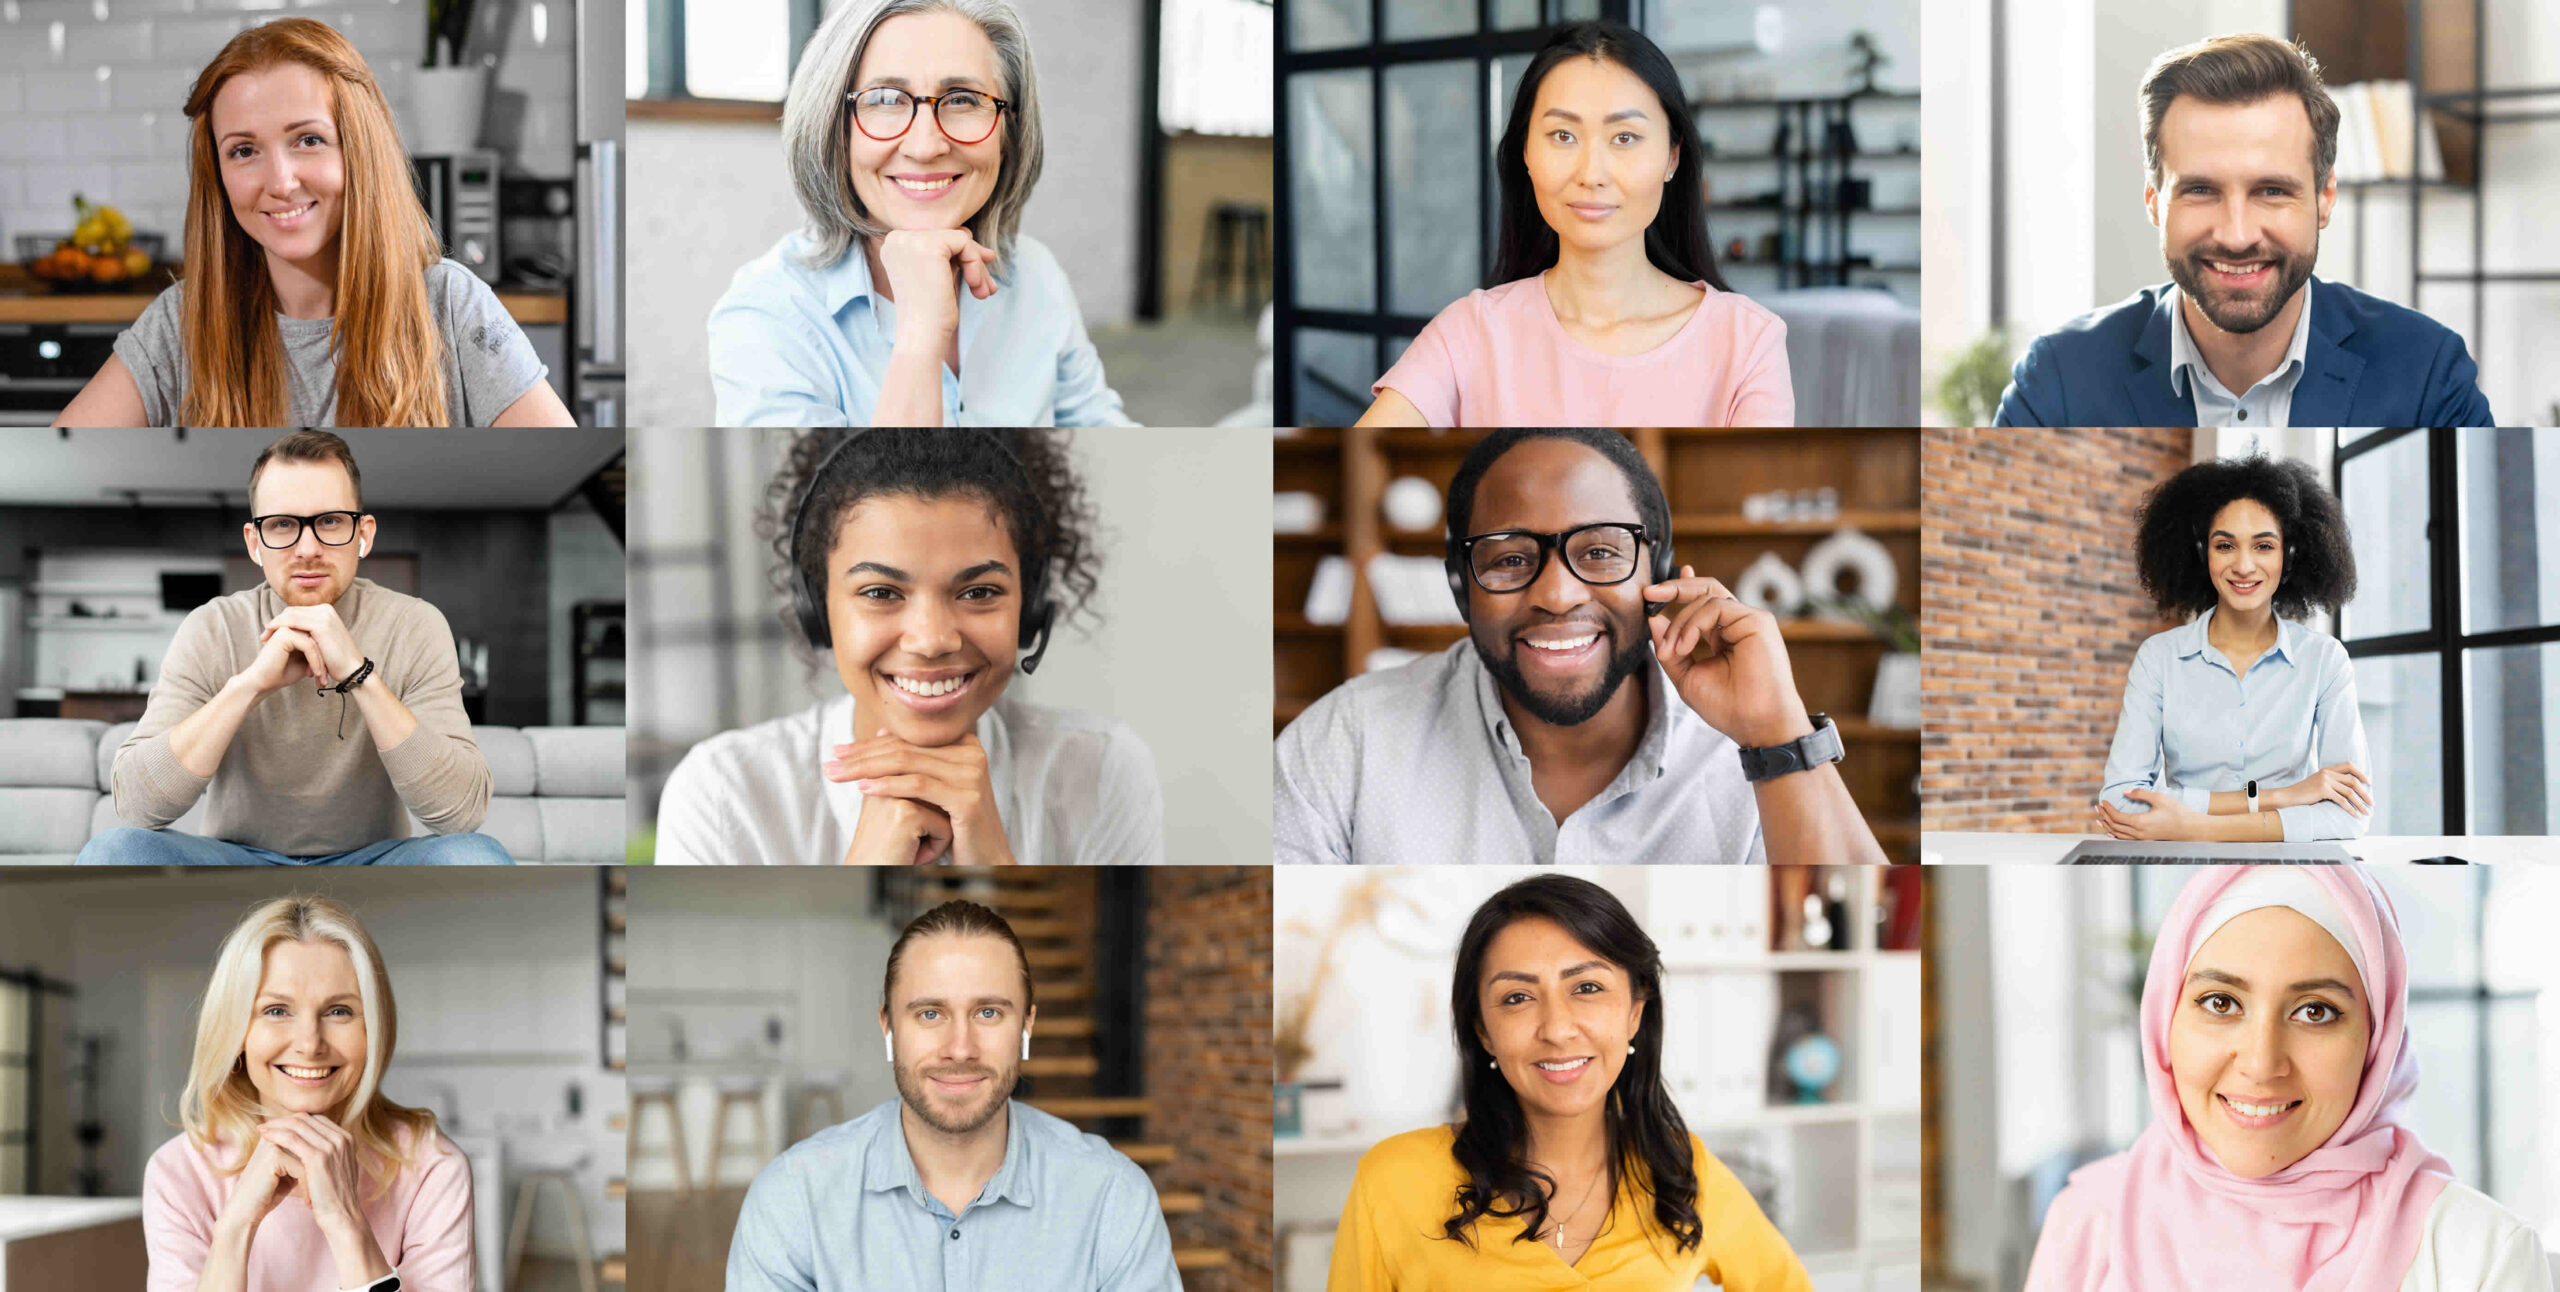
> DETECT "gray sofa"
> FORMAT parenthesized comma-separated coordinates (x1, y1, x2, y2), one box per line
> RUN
(0, 718, 624, 865)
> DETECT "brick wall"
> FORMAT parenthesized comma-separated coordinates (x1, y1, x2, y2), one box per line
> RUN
(1921, 429, 2193, 830)
(1145, 866, 1275, 1291)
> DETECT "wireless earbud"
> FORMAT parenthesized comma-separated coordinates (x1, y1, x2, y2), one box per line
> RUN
(359, 539, 368, 557)
(883, 1032, 893, 1064)
(1021, 1029, 1031, 1062)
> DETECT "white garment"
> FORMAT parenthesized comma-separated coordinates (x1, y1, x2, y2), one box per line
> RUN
(655, 694, 1164, 865)
(2403, 1181, 2552, 1292)
(2166, 277, 2314, 428)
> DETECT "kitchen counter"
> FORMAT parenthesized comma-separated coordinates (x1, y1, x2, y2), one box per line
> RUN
(0, 266, 568, 327)
(0, 1196, 146, 1291)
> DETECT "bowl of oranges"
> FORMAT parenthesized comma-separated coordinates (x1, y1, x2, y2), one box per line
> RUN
(20, 195, 165, 292)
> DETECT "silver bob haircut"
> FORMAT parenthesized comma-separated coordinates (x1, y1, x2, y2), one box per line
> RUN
(781, 0, 1045, 272)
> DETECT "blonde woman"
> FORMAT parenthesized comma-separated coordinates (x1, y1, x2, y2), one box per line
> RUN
(707, 0, 1131, 426)
(144, 896, 473, 1292)
(55, 18, 573, 427)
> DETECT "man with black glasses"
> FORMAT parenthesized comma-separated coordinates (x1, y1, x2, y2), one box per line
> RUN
(1273, 429, 1884, 865)
(78, 431, 508, 865)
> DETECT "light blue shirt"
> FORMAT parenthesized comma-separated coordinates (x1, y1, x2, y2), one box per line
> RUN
(2166, 278, 2314, 428)
(2099, 607, 2370, 841)
(726, 1097, 1180, 1292)
(708, 231, 1135, 427)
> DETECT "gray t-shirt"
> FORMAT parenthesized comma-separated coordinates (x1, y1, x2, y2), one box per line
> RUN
(112, 258, 548, 426)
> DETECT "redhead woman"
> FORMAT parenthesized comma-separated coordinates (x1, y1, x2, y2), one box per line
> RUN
(56, 18, 573, 427)
(1329, 876, 1808, 1289)
(1355, 20, 1791, 428)
(708, 0, 1132, 426)
(2025, 866, 2544, 1290)
(144, 895, 472, 1292)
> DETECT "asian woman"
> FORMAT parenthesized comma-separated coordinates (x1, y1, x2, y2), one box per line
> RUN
(144, 895, 472, 1292)
(1354, 20, 1792, 428)
(55, 19, 574, 428)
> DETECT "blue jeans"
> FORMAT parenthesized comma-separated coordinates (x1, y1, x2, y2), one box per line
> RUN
(76, 827, 516, 866)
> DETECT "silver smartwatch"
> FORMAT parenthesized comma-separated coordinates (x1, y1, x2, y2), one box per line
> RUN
(1736, 714, 1846, 783)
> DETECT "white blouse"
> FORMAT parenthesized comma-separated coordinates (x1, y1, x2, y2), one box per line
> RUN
(654, 694, 1164, 865)
(2404, 1181, 2552, 1292)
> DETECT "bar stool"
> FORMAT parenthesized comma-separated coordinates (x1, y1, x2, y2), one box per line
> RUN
(790, 1069, 849, 1144)
(627, 1074, 691, 1198)
(1191, 202, 1269, 311)
(505, 1145, 598, 1292)
(706, 1075, 771, 1190)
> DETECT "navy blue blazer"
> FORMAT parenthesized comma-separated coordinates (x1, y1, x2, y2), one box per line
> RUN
(1992, 277, 2495, 427)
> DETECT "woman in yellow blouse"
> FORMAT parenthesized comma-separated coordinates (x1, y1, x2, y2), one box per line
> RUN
(1328, 875, 1810, 1291)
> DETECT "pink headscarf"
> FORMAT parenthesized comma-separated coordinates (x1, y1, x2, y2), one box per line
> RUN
(2024, 866, 2454, 1292)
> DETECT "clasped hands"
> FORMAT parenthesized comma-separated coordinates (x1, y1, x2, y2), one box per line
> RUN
(2093, 761, 2373, 840)
(216, 1113, 392, 1282)
(825, 729, 1015, 866)
(242, 605, 366, 695)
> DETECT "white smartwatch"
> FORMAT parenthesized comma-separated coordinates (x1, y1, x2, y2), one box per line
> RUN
(2246, 780, 2260, 815)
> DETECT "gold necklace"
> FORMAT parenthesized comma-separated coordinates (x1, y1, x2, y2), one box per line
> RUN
(1541, 1167, 1607, 1253)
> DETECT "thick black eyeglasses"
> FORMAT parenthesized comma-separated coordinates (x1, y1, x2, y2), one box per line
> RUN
(1456, 522, 1651, 593)
(847, 86, 1010, 144)
(251, 511, 363, 549)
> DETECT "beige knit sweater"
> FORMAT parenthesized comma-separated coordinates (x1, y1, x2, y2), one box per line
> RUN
(112, 578, 492, 856)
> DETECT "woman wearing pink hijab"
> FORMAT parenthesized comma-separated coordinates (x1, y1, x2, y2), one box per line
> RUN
(2025, 866, 2546, 1292)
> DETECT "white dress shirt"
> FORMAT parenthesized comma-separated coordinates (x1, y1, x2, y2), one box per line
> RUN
(656, 694, 1164, 865)
(2167, 278, 2314, 428)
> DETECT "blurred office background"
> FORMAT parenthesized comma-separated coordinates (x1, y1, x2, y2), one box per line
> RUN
(1925, 865, 2560, 1291)
(622, 866, 1272, 1291)
(1272, 866, 1925, 1292)
(623, 428, 1270, 864)
(1923, 427, 2560, 840)
(0, 868, 629, 1292)
(1278, 0, 1923, 426)
(0, 1, 626, 424)
(625, 0, 1272, 426)
(1923, 0, 2560, 425)
(0, 428, 628, 865)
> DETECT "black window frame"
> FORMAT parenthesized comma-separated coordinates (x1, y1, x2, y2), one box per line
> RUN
(1273, 0, 1641, 426)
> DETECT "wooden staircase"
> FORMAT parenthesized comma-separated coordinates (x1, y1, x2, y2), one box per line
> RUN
(901, 869, 1233, 1285)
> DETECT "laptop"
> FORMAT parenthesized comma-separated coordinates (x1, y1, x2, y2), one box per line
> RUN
(2060, 840, 2359, 864)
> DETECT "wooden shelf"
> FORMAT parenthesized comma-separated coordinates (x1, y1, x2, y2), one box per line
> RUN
(1672, 509, 1922, 536)
(1274, 527, 1343, 544)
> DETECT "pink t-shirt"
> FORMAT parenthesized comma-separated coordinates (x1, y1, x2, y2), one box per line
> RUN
(144, 1126, 475, 1292)
(1374, 273, 1795, 427)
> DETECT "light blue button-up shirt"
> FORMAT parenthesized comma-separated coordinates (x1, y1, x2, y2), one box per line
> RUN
(708, 231, 1135, 427)
(2099, 607, 2370, 841)
(726, 1097, 1180, 1292)
(2167, 278, 2313, 428)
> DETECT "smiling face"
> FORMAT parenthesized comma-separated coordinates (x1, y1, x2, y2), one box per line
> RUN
(2167, 906, 2370, 1177)
(846, 10, 1006, 239)
(2205, 497, 2283, 618)
(1465, 439, 1656, 727)
(1476, 916, 1643, 1126)
(210, 61, 345, 278)
(242, 938, 368, 1118)
(2148, 94, 2333, 334)
(1523, 55, 1676, 261)
(244, 457, 372, 609)
(882, 933, 1031, 1136)
(825, 492, 1023, 747)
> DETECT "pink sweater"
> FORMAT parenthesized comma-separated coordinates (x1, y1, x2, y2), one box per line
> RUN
(144, 1128, 474, 1292)
(1374, 273, 1795, 427)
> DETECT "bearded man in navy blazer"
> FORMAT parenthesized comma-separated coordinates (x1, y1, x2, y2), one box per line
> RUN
(1995, 33, 2494, 428)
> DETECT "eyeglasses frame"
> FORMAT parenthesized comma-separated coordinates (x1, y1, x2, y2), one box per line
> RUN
(249, 510, 368, 550)
(844, 86, 1013, 145)
(1454, 521, 1656, 594)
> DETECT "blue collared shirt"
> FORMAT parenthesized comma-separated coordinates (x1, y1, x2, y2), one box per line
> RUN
(726, 1098, 1180, 1292)
(708, 231, 1135, 427)
(2099, 608, 2370, 841)
(2165, 278, 2314, 428)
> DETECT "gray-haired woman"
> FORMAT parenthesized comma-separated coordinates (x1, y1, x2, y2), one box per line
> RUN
(707, 0, 1132, 427)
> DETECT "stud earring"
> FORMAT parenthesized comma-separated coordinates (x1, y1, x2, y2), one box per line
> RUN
(1627, 1044, 1635, 1055)
(1489, 1057, 1498, 1070)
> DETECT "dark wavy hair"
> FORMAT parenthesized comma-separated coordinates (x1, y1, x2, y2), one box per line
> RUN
(1446, 429, 1671, 548)
(1489, 20, 1728, 292)
(1444, 875, 1701, 1255)
(760, 430, 1103, 655)
(2134, 453, 2355, 620)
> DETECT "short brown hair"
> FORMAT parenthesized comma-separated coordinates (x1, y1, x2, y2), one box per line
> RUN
(248, 431, 364, 511)
(880, 900, 1033, 1014)
(2140, 33, 2340, 194)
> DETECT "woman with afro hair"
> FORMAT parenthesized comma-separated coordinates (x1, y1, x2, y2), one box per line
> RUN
(2095, 453, 2371, 842)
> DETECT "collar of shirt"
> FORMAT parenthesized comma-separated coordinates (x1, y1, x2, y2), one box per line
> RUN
(819, 236, 999, 373)
(2166, 277, 2314, 412)
(2168, 605, 2302, 676)
(820, 693, 1018, 845)
(1464, 638, 1677, 801)
(858, 1097, 1039, 1219)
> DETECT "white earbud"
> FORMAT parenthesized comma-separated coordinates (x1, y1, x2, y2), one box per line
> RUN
(883, 1032, 893, 1064)
(359, 539, 369, 557)
(1021, 1029, 1031, 1062)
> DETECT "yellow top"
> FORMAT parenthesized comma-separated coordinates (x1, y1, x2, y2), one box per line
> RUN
(1326, 1124, 1815, 1291)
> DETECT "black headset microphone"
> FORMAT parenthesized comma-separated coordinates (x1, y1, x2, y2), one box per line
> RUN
(785, 429, 1058, 674)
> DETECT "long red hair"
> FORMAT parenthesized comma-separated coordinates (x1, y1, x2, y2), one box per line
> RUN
(179, 19, 449, 426)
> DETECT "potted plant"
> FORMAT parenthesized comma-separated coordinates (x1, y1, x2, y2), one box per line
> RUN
(410, 0, 488, 155)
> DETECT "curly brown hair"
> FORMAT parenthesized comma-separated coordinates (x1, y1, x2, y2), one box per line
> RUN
(758, 430, 1103, 655)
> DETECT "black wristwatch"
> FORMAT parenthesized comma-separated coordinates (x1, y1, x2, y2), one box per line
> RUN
(1736, 713, 1846, 783)
(347, 1276, 400, 1292)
